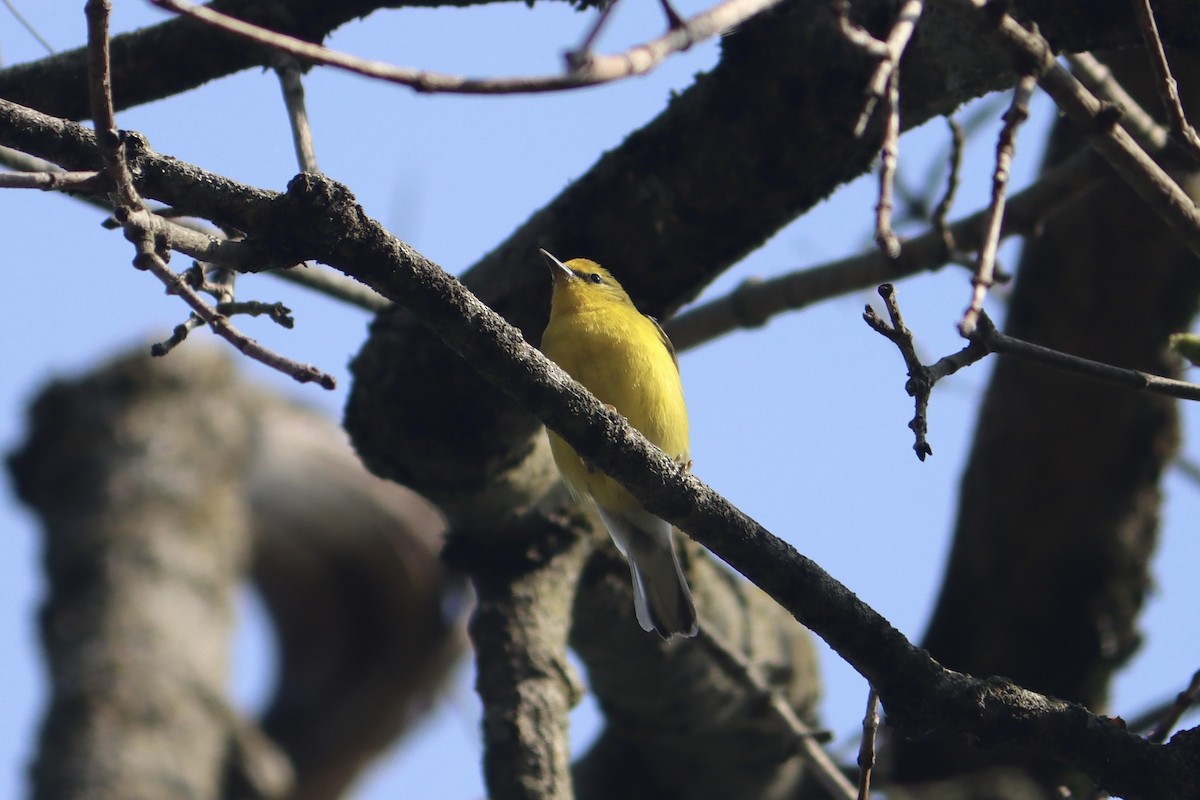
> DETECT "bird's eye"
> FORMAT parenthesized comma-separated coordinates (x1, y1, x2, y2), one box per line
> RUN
(588, 273, 603, 284)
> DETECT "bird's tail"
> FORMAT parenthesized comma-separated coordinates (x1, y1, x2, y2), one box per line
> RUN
(597, 506, 698, 639)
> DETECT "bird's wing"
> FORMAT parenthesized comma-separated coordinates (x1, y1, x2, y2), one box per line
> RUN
(645, 315, 679, 370)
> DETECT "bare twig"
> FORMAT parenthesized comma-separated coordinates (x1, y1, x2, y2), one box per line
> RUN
(659, 0, 687, 30)
(84, 0, 136, 211)
(150, 315, 204, 357)
(666, 147, 1107, 351)
(856, 688, 879, 800)
(184, 262, 235, 304)
(139, 236, 335, 387)
(84, 0, 335, 389)
(839, 0, 925, 137)
(874, 70, 902, 258)
(836, 0, 924, 257)
(864, 284, 989, 459)
(1131, 0, 1200, 160)
(217, 300, 295, 328)
(0, 142, 387, 312)
(868, 277, 1200, 459)
(275, 265, 391, 311)
(2, 0, 54, 55)
(697, 628, 855, 800)
(0, 168, 102, 190)
(567, 0, 619, 68)
(941, 0, 1200, 263)
(970, 311, 1200, 401)
(1067, 52, 1171, 154)
(1147, 668, 1200, 744)
(931, 117, 965, 259)
(835, 1, 889, 57)
(273, 54, 319, 174)
(960, 72, 1037, 337)
(149, 0, 781, 94)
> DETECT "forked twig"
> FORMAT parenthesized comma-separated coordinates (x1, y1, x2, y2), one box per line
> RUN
(84, 0, 335, 389)
(867, 282, 1200, 458)
(1131, 0, 1200, 161)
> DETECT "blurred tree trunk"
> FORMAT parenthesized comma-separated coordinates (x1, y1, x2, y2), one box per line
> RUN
(889, 51, 1200, 797)
(7, 348, 283, 800)
(7, 348, 463, 800)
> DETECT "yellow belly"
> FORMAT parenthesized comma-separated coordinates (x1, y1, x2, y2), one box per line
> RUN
(542, 306, 689, 513)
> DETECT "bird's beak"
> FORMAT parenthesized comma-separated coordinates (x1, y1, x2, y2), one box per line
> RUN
(540, 248, 573, 284)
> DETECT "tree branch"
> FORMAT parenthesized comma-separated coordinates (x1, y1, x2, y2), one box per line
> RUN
(257, 170, 1197, 798)
(664, 146, 1108, 351)
(940, 0, 1200, 261)
(0, 0, 512, 120)
(148, 0, 783, 94)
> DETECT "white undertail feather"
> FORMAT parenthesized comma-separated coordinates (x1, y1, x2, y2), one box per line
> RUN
(597, 505, 698, 639)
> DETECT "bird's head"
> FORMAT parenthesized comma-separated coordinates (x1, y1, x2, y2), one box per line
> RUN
(540, 249, 635, 312)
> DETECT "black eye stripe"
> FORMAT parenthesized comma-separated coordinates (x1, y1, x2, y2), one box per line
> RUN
(570, 268, 606, 284)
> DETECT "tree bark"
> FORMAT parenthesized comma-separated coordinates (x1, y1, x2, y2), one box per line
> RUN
(7, 347, 465, 800)
(891, 50, 1200, 795)
(7, 347, 288, 800)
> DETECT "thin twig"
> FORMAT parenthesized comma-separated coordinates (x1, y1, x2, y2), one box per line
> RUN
(150, 315, 204, 357)
(960, 71, 1037, 337)
(941, 0, 1200, 263)
(972, 312, 1200, 401)
(216, 300, 295, 328)
(840, 0, 925, 137)
(1131, 0, 1200, 161)
(137, 229, 334, 387)
(1147, 668, 1200, 744)
(931, 117, 964, 259)
(2, 0, 54, 54)
(567, 0, 619, 68)
(864, 284, 989, 459)
(867, 279, 1200, 459)
(0, 143, 387, 312)
(272, 264, 391, 311)
(835, 1, 889, 57)
(84, 0, 335, 390)
(149, 0, 781, 94)
(836, 0, 923, 257)
(185, 262, 236, 304)
(1066, 53, 1170, 154)
(273, 54, 320, 174)
(856, 688, 879, 800)
(666, 147, 1107, 351)
(874, 70, 902, 258)
(84, 0, 137, 211)
(658, 0, 687, 30)
(697, 628, 856, 800)
(0, 169, 102, 190)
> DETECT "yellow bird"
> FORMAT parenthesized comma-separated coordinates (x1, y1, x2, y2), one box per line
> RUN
(539, 249, 698, 639)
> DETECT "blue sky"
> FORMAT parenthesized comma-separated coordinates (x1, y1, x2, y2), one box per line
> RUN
(3, 3, 1199, 798)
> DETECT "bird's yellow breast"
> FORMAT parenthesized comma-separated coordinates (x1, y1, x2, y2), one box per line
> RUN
(542, 290, 689, 513)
